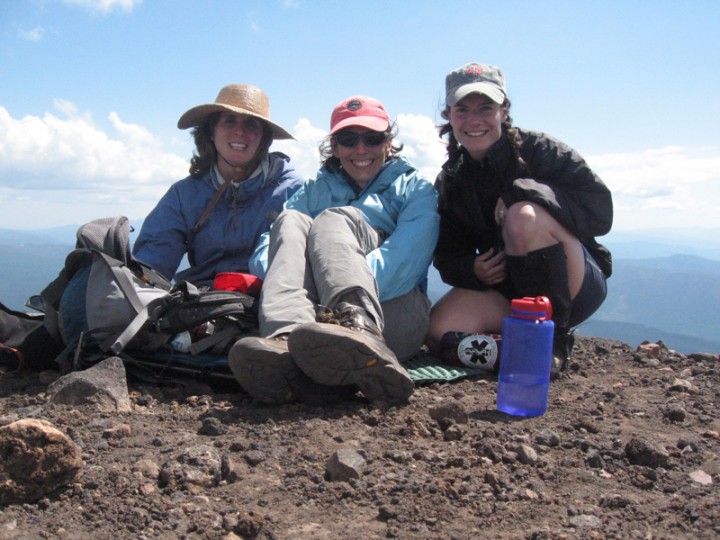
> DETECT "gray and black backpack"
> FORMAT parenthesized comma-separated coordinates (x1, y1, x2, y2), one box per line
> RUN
(34, 216, 258, 379)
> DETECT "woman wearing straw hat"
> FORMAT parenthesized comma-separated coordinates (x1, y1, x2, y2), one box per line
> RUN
(133, 84, 303, 286)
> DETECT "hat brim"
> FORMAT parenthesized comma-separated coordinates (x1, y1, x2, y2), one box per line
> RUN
(447, 83, 505, 107)
(330, 116, 390, 135)
(177, 103, 295, 140)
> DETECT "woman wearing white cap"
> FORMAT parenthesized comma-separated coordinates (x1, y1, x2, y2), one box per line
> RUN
(229, 96, 440, 406)
(133, 84, 303, 286)
(428, 63, 613, 375)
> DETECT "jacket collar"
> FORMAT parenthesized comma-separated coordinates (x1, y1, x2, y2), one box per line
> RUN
(322, 156, 415, 194)
(443, 135, 513, 178)
(210, 154, 272, 190)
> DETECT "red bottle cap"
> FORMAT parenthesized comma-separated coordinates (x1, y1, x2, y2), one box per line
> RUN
(510, 296, 553, 321)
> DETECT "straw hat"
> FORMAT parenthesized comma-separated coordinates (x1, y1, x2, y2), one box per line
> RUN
(177, 84, 294, 140)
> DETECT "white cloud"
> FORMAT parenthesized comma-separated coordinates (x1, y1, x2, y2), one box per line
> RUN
(53, 99, 81, 118)
(63, 0, 143, 14)
(108, 112, 156, 146)
(0, 102, 187, 228)
(0, 102, 187, 187)
(18, 27, 46, 42)
(395, 113, 446, 182)
(1, 105, 718, 232)
(272, 118, 325, 179)
(588, 146, 720, 230)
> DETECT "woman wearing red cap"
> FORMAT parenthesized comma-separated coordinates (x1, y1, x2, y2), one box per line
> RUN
(428, 63, 613, 374)
(229, 96, 439, 406)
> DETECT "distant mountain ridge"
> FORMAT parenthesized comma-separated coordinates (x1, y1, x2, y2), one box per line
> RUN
(576, 319, 720, 356)
(0, 219, 145, 247)
(2, 224, 719, 354)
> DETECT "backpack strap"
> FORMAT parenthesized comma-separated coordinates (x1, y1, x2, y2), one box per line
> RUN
(96, 252, 146, 314)
(188, 326, 241, 355)
(103, 281, 255, 356)
(102, 291, 178, 355)
(102, 281, 201, 355)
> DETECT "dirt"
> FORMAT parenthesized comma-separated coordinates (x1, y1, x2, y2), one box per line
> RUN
(0, 336, 718, 540)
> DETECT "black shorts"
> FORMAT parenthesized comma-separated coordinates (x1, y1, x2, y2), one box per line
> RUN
(568, 246, 607, 326)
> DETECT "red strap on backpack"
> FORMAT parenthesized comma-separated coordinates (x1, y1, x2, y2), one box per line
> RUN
(213, 273, 263, 297)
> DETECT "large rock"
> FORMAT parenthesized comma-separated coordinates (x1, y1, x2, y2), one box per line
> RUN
(326, 449, 367, 482)
(0, 419, 83, 505)
(46, 356, 132, 413)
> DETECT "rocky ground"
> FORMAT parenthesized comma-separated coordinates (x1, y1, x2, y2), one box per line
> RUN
(0, 336, 718, 540)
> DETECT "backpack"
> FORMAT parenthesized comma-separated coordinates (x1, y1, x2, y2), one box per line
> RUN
(2, 216, 134, 372)
(104, 279, 258, 357)
(54, 248, 173, 362)
(0, 302, 62, 371)
(40, 216, 135, 309)
(37, 216, 259, 378)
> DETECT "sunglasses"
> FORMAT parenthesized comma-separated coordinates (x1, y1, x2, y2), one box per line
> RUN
(333, 131, 388, 148)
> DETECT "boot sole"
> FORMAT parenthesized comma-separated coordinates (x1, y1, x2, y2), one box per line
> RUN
(228, 337, 297, 404)
(288, 323, 414, 405)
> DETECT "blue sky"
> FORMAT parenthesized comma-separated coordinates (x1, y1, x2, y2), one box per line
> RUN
(1, 0, 719, 235)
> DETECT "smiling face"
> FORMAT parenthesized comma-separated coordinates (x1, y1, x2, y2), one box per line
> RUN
(212, 112, 264, 179)
(448, 93, 508, 161)
(331, 126, 392, 188)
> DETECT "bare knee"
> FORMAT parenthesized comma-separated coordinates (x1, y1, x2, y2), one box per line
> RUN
(503, 202, 575, 255)
(503, 203, 547, 253)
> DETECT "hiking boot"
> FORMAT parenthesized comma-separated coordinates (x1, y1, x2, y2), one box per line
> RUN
(288, 303, 415, 405)
(551, 330, 575, 380)
(315, 302, 384, 339)
(228, 335, 352, 405)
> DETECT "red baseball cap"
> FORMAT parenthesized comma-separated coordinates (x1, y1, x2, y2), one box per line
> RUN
(330, 96, 390, 134)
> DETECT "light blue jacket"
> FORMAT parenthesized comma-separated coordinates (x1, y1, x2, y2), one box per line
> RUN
(250, 156, 440, 302)
(133, 152, 303, 286)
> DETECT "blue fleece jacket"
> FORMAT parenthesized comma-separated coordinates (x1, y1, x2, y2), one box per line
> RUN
(250, 156, 439, 302)
(133, 152, 303, 286)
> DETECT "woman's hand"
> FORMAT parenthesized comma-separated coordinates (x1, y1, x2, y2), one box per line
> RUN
(473, 247, 506, 286)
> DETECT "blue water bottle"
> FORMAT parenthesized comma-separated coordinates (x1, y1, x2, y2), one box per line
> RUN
(496, 296, 554, 417)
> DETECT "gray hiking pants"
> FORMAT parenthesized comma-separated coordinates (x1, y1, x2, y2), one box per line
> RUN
(259, 208, 430, 361)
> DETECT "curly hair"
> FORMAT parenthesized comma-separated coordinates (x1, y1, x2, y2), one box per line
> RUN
(438, 99, 527, 174)
(317, 124, 404, 174)
(188, 112, 273, 179)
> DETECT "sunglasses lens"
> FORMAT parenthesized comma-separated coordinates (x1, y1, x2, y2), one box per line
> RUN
(334, 133, 359, 147)
(362, 133, 387, 147)
(334, 132, 387, 148)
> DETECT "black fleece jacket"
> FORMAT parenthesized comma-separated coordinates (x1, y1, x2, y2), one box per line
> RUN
(434, 128, 613, 291)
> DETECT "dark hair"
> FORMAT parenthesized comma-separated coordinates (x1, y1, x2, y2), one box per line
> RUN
(318, 123, 404, 174)
(438, 98, 527, 174)
(188, 112, 274, 179)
